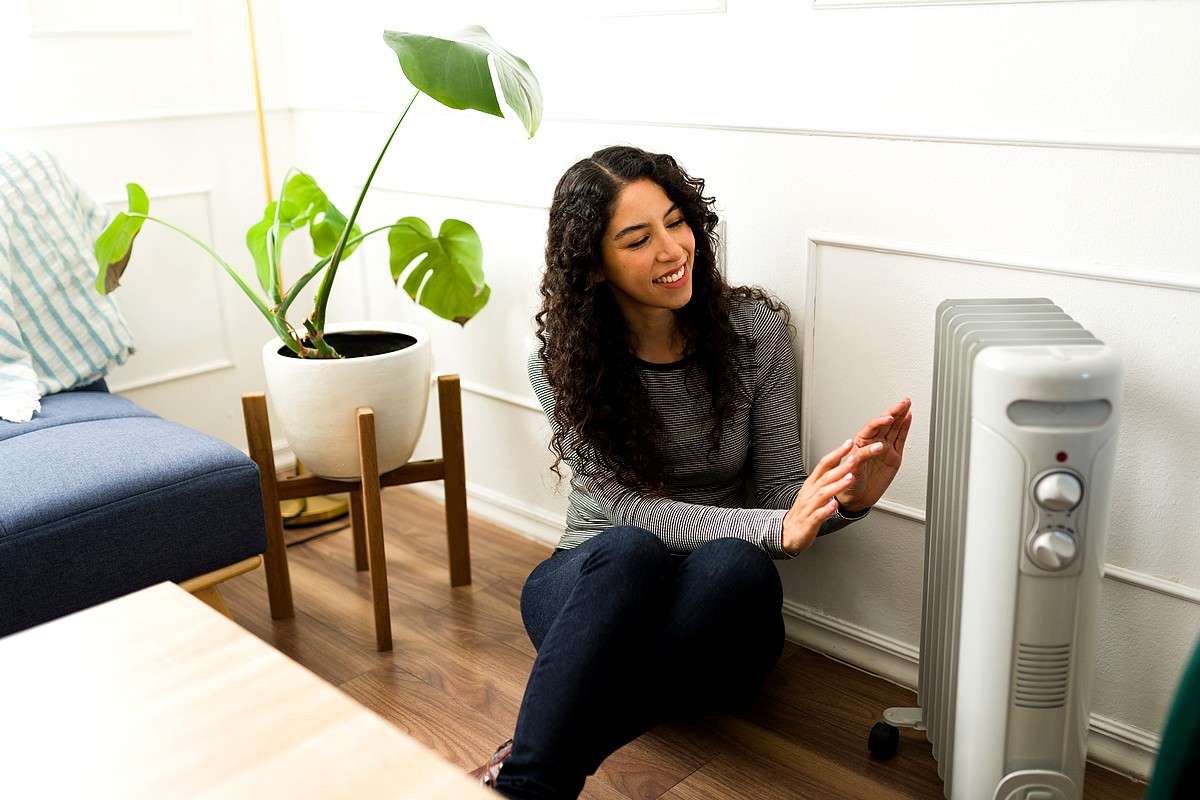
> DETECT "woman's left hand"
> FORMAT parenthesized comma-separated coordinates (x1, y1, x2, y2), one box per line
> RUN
(836, 397, 913, 514)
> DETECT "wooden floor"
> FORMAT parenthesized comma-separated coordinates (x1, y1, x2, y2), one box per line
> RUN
(220, 487, 1145, 799)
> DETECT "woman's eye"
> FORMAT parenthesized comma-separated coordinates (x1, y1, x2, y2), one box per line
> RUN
(629, 236, 650, 248)
(667, 217, 686, 229)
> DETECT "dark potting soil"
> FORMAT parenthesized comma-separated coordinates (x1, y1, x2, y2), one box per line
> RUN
(277, 331, 417, 359)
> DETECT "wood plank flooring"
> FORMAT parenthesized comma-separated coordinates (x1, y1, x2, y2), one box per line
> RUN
(219, 487, 1146, 799)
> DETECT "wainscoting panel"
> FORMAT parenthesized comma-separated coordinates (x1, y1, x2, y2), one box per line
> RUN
(27, 0, 190, 35)
(814, 0, 1095, 8)
(526, 0, 725, 16)
(101, 187, 235, 392)
(801, 234, 1200, 593)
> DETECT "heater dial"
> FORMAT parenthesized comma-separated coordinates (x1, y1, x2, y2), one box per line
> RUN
(1028, 528, 1078, 571)
(1034, 471, 1083, 512)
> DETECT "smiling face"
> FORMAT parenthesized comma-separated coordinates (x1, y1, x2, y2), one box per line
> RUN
(598, 178, 695, 326)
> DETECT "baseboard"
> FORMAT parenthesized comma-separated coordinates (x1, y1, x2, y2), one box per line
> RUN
(781, 599, 1156, 782)
(782, 598, 920, 690)
(1087, 715, 1158, 784)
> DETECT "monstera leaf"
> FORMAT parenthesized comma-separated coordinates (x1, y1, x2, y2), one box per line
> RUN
(93, 25, 539, 356)
(383, 25, 542, 137)
(388, 217, 489, 325)
(246, 172, 360, 298)
(94, 183, 149, 294)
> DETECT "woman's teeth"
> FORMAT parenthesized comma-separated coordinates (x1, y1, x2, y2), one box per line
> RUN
(654, 266, 685, 284)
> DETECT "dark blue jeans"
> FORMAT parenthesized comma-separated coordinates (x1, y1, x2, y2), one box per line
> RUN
(493, 526, 785, 800)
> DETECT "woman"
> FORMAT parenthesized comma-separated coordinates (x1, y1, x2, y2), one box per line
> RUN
(485, 145, 912, 799)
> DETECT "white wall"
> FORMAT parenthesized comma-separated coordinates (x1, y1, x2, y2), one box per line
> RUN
(5, 0, 1198, 782)
(0, 0, 297, 449)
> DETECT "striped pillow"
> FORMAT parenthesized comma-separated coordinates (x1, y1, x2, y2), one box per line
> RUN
(0, 143, 134, 422)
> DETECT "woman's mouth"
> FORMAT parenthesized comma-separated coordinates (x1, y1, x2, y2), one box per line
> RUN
(653, 265, 687, 285)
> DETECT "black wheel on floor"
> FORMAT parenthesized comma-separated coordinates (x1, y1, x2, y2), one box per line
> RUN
(868, 721, 899, 758)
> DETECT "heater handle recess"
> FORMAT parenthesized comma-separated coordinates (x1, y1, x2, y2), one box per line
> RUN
(992, 768, 1077, 800)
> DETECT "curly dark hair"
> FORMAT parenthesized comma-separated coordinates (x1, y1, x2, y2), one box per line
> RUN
(535, 145, 785, 492)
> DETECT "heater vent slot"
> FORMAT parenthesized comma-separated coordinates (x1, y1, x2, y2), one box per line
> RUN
(1014, 643, 1071, 709)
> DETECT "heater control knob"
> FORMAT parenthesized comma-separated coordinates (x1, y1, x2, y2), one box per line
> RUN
(1034, 471, 1083, 512)
(1029, 529, 1078, 571)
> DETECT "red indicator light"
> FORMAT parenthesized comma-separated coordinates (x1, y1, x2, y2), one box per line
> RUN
(1056, 451, 1069, 463)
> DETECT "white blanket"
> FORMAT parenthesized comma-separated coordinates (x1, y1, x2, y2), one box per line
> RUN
(0, 143, 134, 422)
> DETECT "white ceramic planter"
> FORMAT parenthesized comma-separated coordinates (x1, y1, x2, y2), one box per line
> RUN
(261, 320, 432, 480)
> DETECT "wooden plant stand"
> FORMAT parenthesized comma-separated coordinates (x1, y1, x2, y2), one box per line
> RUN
(241, 374, 471, 652)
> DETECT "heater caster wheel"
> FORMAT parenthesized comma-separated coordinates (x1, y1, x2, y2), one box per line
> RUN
(868, 722, 899, 758)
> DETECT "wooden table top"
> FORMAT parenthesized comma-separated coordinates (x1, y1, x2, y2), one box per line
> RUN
(0, 582, 490, 799)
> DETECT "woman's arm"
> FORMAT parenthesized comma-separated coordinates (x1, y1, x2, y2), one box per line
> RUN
(742, 303, 872, 553)
(528, 301, 909, 558)
(529, 347, 798, 558)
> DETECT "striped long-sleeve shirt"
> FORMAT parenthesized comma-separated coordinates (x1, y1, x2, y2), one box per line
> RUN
(528, 295, 865, 559)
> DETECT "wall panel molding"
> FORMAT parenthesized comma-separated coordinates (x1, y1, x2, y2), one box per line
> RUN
(858, 500, 1200, 607)
(460, 379, 544, 414)
(101, 185, 237, 393)
(106, 358, 234, 393)
(286, 107, 1200, 157)
(27, 0, 190, 35)
(531, 0, 725, 17)
(815, 0, 1110, 8)
(806, 232, 1200, 299)
(801, 233, 1200, 608)
(3, 105, 279, 133)
(370, 185, 548, 213)
(801, 231, 1200, 456)
(1104, 564, 1200, 606)
(13, 108, 1187, 162)
(552, 117, 1200, 157)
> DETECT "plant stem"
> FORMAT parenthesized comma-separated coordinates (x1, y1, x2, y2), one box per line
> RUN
(276, 220, 428, 316)
(302, 318, 339, 358)
(311, 88, 421, 332)
(129, 213, 302, 352)
(267, 168, 302, 305)
(132, 215, 270, 318)
(278, 254, 332, 315)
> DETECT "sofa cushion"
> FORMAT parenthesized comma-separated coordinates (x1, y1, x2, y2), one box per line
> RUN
(0, 383, 149, 443)
(0, 390, 266, 636)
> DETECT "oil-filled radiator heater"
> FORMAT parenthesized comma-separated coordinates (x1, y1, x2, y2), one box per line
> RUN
(869, 299, 1123, 800)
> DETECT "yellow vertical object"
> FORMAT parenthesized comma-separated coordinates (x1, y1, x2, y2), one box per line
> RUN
(245, 0, 273, 203)
(245, 1, 347, 529)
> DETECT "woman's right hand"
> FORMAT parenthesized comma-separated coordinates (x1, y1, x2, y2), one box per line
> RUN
(781, 439, 857, 555)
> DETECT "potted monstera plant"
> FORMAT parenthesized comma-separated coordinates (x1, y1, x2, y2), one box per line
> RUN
(94, 26, 542, 479)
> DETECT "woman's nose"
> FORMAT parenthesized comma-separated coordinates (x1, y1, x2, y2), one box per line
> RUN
(658, 232, 685, 261)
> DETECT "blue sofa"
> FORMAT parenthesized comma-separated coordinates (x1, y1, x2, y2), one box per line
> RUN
(0, 143, 267, 637)
(0, 380, 267, 637)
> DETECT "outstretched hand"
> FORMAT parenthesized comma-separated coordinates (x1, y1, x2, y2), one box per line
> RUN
(781, 398, 913, 555)
(836, 397, 913, 514)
